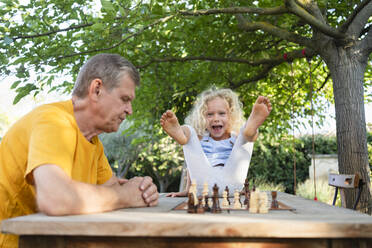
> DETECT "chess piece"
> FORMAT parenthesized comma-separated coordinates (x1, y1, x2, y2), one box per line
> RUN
(211, 183, 221, 213)
(222, 190, 229, 208)
(202, 182, 209, 207)
(244, 180, 250, 206)
(271, 191, 279, 209)
(196, 199, 205, 214)
(201, 194, 206, 207)
(249, 191, 258, 213)
(207, 196, 213, 211)
(187, 192, 196, 213)
(189, 181, 198, 206)
(225, 186, 230, 205)
(203, 182, 209, 195)
(258, 192, 269, 214)
(233, 189, 242, 209)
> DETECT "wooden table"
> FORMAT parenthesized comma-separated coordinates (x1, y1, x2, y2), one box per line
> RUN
(2, 192, 372, 248)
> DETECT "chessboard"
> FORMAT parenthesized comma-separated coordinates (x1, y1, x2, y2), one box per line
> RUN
(173, 194, 294, 212)
(176, 179, 294, 214)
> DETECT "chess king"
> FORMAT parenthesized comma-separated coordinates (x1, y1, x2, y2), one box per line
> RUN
(162, 88, 271, 196)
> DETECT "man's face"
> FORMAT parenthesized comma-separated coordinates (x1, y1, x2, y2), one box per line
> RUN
(96, 73, 136, 133)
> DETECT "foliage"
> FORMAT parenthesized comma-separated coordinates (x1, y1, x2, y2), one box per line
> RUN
(249, 132, 309, 194)
(1, 0, 367, 127)
(99, 121, 145, 178)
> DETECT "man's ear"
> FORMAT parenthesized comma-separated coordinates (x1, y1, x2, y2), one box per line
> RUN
(88, 79, 102, 101)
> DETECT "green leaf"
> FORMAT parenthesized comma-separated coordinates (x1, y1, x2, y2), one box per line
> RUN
(151, 4, 163, 15)
(10, 80, 21, 89)
(91, 22, 104, 31)
(13, 84, 38, 104)
(100, 0, 115, 12)
(118, 6, 125, 16)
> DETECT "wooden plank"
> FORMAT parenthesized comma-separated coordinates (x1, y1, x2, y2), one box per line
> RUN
(19, 236, 342, 248)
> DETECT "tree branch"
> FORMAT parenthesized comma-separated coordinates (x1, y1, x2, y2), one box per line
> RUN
(138, 56, 276, 69)
(236, 16, 314, 48)
(231, 64, 275, 89)
(0, 22, 94, 41)
(343, 0, 372, 38)
(339, 0, 371, 34)
(294, 0, 325, 21)
(56, 15, 175, 61)
(138, 49, 317, 89)
(285, 0, 346, 40)
(179, 6, 288, 16)
(138, 48, 317, 69)
(318, 73, 331, 91)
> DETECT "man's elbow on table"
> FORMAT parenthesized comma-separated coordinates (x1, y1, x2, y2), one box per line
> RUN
(33, 164, 83, 216)
(37, 191, 81, 216)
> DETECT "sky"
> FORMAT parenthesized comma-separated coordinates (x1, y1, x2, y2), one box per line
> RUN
(0, 75, 371, 137)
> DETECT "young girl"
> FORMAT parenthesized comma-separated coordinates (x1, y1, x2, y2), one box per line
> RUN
(160, 88, 271, 196)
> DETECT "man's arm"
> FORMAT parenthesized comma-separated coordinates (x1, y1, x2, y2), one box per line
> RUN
(33, 164, 158, 216)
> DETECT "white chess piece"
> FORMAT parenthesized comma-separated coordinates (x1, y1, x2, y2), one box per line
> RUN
(249, 191, 258, 213)
(233, 189, 241, 209)
(258, 192, 269, 213)
(222, 190, 229, 208)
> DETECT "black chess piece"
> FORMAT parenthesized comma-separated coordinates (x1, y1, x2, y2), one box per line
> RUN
(271, 191, 279, 209)
(187, 192, 196, 213)
(244, 180, 250, 206)
(204, 195, 210, 211)
(196, 199, 205, 214)
(211, 183, 221, 213)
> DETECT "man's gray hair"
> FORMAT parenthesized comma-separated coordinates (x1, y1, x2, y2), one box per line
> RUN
(72, 53, 140, 97)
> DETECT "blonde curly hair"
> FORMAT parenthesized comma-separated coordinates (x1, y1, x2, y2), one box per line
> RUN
(185, 87, 245, 137)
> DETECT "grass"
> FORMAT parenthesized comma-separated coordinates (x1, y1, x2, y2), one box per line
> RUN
(252, 178, 286, 193)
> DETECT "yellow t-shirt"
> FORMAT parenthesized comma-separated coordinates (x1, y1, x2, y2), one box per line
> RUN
(0, 100, 113, 248)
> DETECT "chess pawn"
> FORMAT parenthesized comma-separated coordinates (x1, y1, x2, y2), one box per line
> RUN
(233, 189, 242, 209)
(221, 190, 229, 208)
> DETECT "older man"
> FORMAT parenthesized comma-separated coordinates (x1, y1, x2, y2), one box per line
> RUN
(0, 54, 159, 248)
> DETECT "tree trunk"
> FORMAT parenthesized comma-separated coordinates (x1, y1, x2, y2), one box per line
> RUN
(327, 46, 371, 214)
